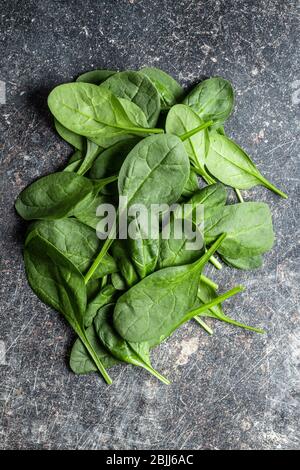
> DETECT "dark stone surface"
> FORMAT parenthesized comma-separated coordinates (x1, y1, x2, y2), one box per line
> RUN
(0, 0, 299, 450)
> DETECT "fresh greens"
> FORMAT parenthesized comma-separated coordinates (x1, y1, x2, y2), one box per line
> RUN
(140, 67, 184, 110)
(48, 83, 163, 148)
(15, 67, 286, 386)
(183, 77, 234, 125)
(206, 132, 287, 198)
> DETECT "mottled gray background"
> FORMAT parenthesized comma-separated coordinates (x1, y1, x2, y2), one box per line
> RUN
(0, 0, 299, 450)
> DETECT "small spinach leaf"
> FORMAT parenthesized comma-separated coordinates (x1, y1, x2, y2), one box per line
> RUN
(139, 67, 184, 110)
(183, 77, 234, 125)
(206, 132, 287, 198)
(99, 71, 161, 127)
(166, 104, 214, 183)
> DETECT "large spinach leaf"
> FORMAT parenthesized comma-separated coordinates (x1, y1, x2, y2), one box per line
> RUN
(15, 172, 115, 221)
(113, 234, 226, 343)
(27, 219, 117, 280)
(94, 304, 170, 384)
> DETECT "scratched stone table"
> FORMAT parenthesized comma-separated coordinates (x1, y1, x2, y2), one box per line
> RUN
(0, 0, 299, 450)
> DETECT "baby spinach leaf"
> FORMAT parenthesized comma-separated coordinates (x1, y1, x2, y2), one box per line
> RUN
(127, 218, 160, 279)
(157, 216, 204, 270)
(85, 284, 117, 327)
(111, 272, 127, 291)
(196, 281, 264, 333)
(15, 172, 96, 220)
(181, 168, 200, 198)
(76, 140, 102, 176)
(84, 134, 190, 282)
(54, 118, 85, 151)
(206, 132, 287, 198)
(119, 134, 189, 208)
(221, 254, 263, 270)
(166, 104, 214, 183)
(76, 69, 116, 84)
(111, 240, 139, 288)
(89, 139, 139, 180)
(205, 202, 274, 259)
(99, 71, 161, 127)
(183, 77, 234, 125)
(24, 233, 112, 383)
(63, 150, 83, 173)
(27, 219, 118, 280)
(94, 304, 170, 384)
(139, 67, 184, 110)
(15, 172, 115, 221)
(180, 183, 227, 220)
(70, 324, 119, 375)
(73, 194, 111, 230)
(113, 234, 226, 343)
(48, 83, 163, 149)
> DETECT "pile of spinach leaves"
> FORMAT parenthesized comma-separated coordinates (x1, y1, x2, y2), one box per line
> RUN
(15, 68, 286, 385)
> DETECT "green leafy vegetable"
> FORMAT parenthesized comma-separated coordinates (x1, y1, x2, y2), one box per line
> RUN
(166, 104, 214, 183)
(99, 71, 161, 127)
(113, 234, 226, 343)
(24, 233, 112, 383)
(94, 304, 170, 384)
(206, 132, 287, 198)
(183, 77, 234, 125)
(48, 83, 163, 149)
(70, 324, 119, 375)
(140, 67, 184, 110)
(15, 172, 115, 221)
(76, 69, 116, 84)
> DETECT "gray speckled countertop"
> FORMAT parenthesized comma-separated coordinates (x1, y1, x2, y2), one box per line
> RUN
(0, 0, 299, 450)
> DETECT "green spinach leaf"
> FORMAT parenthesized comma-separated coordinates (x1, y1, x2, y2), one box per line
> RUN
(99, 71, 161, 127)
(206, 132, 287, 198)
(113, 233, 226, 343)
(94, 304, 170, 384)
(48, 83, 163, 148)
(139, 67, 184, 110)
(24, 233, 112, 383)
(76, 69, 116, 84)
(183, 77, 234, 125)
